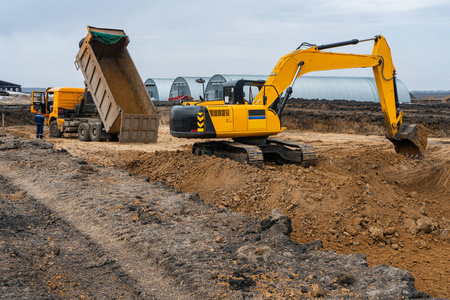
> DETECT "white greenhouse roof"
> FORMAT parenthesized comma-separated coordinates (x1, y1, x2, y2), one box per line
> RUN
(208, 74, 268, 83)
(145, 78, 174, 101)
(170, 76, 211, 100)
(144, 75, 411, 102)
(292, 76, 411, 102)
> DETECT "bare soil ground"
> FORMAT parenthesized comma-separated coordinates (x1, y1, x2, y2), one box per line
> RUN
(1, 97, 449, 298)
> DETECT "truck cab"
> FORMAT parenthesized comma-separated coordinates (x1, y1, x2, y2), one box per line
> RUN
(31, 87, 97, 138)
(31, 87, 85, 120)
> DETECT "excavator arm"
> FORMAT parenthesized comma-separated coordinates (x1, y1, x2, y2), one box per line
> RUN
(253, 35, 427, 157)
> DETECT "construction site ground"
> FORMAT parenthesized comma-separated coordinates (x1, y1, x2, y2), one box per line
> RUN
(1, 97, 449, 298)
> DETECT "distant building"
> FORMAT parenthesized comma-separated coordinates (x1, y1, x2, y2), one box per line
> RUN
(144, 78, 174, 101)
(291, 76, 411, 103)
(169, 76, 211, 100)
(0, 80, 21, 92)
(144, 75, 411, 103)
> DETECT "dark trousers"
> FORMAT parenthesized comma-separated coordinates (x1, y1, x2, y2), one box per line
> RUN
(36, 124, 43, 139)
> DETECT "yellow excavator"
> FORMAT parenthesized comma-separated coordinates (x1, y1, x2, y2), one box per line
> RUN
(170, 35, 427, 166)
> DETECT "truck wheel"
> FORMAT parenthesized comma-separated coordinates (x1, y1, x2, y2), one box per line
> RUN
(49, 120, 62, 138)
(78, 123, 91, 141)
(89, 123, 105, 141)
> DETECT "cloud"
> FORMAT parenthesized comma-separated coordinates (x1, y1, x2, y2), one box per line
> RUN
(0, 0, 448, 89)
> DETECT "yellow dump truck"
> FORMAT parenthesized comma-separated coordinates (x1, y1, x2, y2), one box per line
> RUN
(31, 26, 159, 143)
(31, 87, 113, 141)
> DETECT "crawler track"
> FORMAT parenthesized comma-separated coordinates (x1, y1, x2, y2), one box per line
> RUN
(266, 138, 317, 167)
(193, 139, 317, 167)
(193, 141, 264, 165)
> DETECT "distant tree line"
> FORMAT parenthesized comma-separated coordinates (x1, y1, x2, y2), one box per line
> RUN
(410, 90, 450, 98)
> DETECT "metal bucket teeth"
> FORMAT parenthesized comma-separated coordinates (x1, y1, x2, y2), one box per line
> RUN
(389, 124, 428, 158)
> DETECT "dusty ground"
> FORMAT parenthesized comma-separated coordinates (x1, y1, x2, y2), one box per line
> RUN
(1, 98, 450, 298)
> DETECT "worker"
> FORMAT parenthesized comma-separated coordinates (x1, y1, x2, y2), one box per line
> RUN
(35, 110, 45, 139)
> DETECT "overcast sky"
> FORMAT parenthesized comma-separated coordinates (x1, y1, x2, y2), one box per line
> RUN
(1, 0, 449, 90)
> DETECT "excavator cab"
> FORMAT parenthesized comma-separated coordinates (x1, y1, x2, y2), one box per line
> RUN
(223, 79, 265, 104)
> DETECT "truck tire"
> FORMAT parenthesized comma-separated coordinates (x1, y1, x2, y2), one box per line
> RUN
(78, 123, 91, 141)
(49, 120, 62, 138)
(89, 123, 105, 141)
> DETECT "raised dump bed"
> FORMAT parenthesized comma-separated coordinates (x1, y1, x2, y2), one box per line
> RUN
(76, 26, 159, 143)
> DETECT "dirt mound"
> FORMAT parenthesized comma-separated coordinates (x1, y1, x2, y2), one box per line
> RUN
(0, 106, 35, 127)
(80, 141, 449, 297)
(0, 94, 35, 126)
(0, 134, 434, 299)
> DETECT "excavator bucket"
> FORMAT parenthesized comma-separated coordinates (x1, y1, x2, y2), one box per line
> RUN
(388, 124, 427, 158)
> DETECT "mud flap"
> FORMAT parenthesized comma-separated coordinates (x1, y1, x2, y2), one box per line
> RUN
(388, 124, 427, 158)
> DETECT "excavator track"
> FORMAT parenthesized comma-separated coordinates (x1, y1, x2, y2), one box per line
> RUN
(223, 141, 264, 165)
(266, 138, 317, 167)
(192, 139, 316, 167)
(192, 141, 264, 165)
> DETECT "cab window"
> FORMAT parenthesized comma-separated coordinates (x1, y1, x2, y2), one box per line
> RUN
(47, 92, 54, 112)
(223, 87, 234, 104)
(32, 92, 45, 105)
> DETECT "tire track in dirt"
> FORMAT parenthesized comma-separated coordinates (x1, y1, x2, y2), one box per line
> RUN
(1, 165, 194, 300)
(0, 175, 142, 299)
